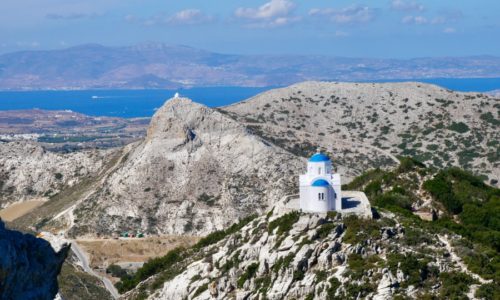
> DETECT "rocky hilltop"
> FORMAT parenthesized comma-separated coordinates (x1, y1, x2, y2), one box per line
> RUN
(0, 220, 69, 299)
(222, 81, 499, 184)
(52, 97, 304, 237)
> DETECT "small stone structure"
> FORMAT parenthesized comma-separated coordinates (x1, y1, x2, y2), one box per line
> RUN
(296, 149, 372, 218)
(299, 150, 342, 212)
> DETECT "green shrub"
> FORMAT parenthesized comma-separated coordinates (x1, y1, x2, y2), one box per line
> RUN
(314, 270, 328, 282)
(343, 215, 381, 245)
(197, 193, 220, 206)
(193, 283, 208, 297)
(480, 112, 500, 126)
(439, 272, 476, 299)
(116, 247, 185, 293)
(268, 211, 300, 235)
(475, 283, 500, 300)
(364, 180, 383, 199)
(373, 192, 413, 210)
(387, 253, 430, 287)
(342, 169, 386, 190)
(426, 144, 439, 151)
(396, 157, 426, 173)
(316, 223, 337, 239)
(194, 214, 257, 251)
(448, 122, 470, 133)
(272, 253, 295, 273)
(326, 277, 341, 299)
(106, 264, 130, 280)
(255, 274, 272, 295)
(237, 263, 259, 288)
(423, 173, 461, 214)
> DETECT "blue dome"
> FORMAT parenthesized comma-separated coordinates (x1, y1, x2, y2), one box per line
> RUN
(309, 153, 330, 162)
(312, 179, 330, 187)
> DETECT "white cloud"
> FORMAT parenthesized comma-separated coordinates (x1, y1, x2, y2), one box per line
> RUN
(167, 9, 213, 25)
(402, 11, 463, 26)
(126, 9, 213, 26)
(234, 0, 299, 27)
(335, 30, 350, 37)
(124, 14, 137, 23)
(443, 27, 456, 34)
(402, 15, 428, 25)
(390, 0, 424, 12)
(46, 12, 99, 20)
(235, 0, 295, 20)
(309, 5, 376, 24)
(16, 41, 40, 48)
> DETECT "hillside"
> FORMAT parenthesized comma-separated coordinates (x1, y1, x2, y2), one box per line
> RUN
(26, 97, 304, 237)
(0, 141, 110, 208)
(1, 44, 499, 89)
(222, 81, 499, 185)
(117, 160, 499, 300)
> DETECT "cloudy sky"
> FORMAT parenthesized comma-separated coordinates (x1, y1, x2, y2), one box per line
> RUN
(0, 0, 498, 58)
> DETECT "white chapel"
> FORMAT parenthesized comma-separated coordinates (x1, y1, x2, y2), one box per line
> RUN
(299, 150, 342, 213)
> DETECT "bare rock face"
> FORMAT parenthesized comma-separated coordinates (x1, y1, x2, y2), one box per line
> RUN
(0, 141, 108, 208)
(0, 220, 69, 299)
(69, 97, 303, 237)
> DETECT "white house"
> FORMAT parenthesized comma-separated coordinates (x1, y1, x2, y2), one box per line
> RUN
(299, 150, 342, 213)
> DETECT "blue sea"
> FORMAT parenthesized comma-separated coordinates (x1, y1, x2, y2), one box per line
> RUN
(0, 78, 498, 118)
(0, 87, 270, 118)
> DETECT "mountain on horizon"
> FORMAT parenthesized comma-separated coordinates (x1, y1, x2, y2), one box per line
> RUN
(1, 43, 500, 90)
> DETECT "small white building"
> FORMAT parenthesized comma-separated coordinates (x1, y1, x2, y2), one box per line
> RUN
(299, 150, 342, 213)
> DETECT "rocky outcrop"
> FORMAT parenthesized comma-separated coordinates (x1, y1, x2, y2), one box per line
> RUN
(0, 221, 69, 299)
(126, 204, 491, 300)
(67, 97, 303, 237)
(0, 141, 109, 208)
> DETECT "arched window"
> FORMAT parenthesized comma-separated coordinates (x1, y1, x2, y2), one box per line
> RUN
(318, 167, 321, 174)
(318, 193, 325, 201)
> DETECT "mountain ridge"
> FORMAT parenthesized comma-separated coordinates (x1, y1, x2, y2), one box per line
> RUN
(1, 44, 500, 90)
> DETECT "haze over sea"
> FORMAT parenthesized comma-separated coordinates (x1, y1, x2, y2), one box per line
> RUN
(0, 78, 498, 118)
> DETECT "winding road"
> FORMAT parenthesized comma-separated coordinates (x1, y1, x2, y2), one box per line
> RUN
(71, 241, 120, 299)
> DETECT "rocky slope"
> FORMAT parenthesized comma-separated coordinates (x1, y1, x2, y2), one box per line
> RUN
(50, 97, 304, 237)
(0, 220, 70, 299)
(0, 141, 109, 208)
(222, 81, 499, 185)
(120, 186, 497, 300)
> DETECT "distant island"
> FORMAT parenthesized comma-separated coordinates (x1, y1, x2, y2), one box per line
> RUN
(0, 43, 499, 90)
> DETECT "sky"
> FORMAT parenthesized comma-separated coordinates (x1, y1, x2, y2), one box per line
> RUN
(0, 0, 499, 58)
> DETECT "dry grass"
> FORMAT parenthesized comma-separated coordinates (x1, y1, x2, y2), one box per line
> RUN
(77, 236, 199, 268)
(0, 198, 47, 222)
